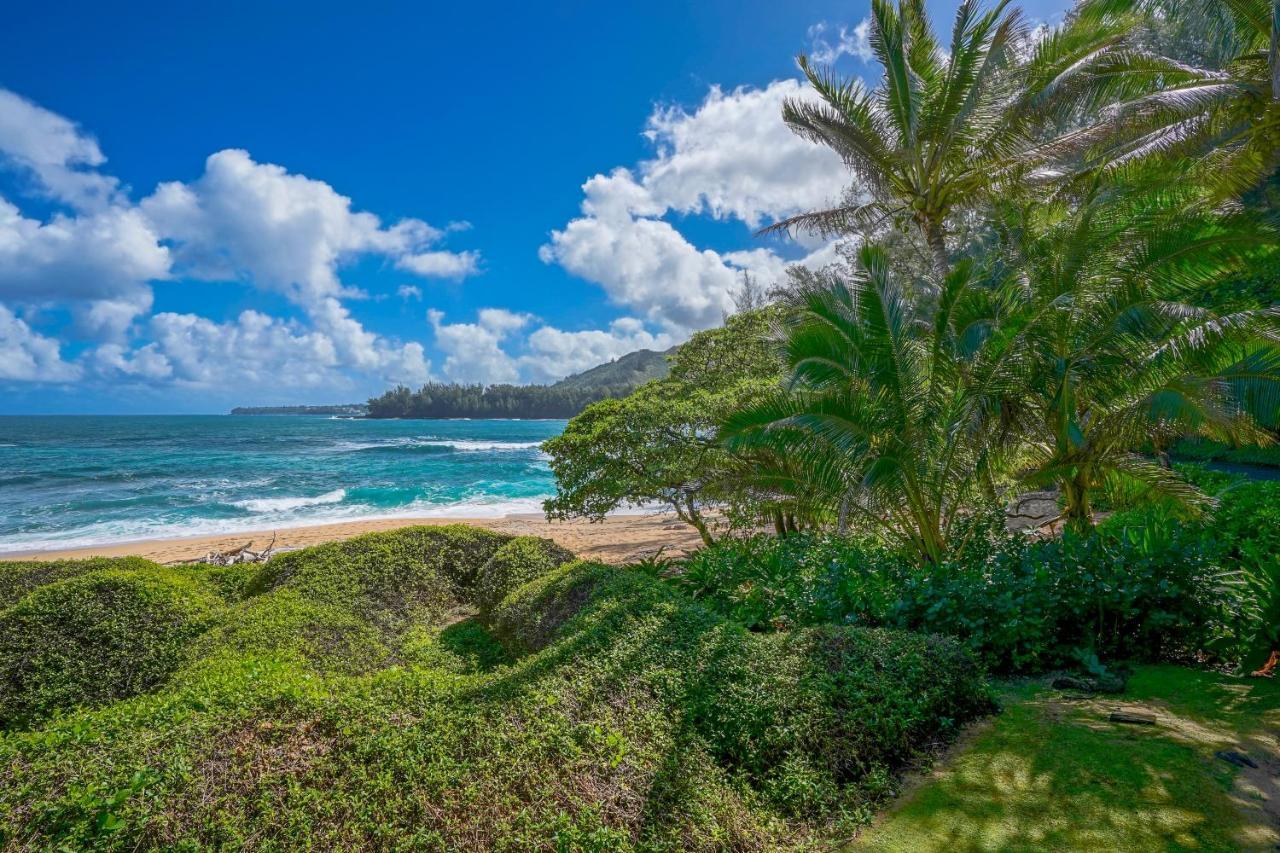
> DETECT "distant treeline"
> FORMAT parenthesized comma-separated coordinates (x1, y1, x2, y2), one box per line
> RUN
(366, 383, 635, 419)
(231, 404, 367, 416)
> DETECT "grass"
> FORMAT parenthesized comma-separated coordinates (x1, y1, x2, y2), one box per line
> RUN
(856, 665, 1280, 852)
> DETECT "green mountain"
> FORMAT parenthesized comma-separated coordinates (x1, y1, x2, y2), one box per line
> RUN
(550, 347, 674, 391)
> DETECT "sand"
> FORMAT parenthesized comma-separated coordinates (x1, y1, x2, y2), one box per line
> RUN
(0, 512, 707, 566)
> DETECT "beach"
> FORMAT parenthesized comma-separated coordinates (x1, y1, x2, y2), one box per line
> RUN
(2, 512, 705, 565)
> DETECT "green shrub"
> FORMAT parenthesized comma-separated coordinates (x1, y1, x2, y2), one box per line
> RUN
(0, 529, 992, 849)
(674, 533, 906, 630)
(192, 590, 395, 675)
(493, 562, 994, 819)
(1106, 470, 1280, 663)
(473, 536, 576, 618)
(251, 525, 511, 634)
(0, 566, 222, 728)
(0, 557, 158, 609)
(675, 516, 1260, 673)
(888, 528, 1253, 671)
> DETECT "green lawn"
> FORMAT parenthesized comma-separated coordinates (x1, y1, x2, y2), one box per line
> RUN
(856, 666, 1280, 852)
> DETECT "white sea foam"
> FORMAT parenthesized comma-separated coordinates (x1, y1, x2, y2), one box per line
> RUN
(419, 439, 542, 451)
(0, 494, 552, 555)
(332, 438, 542, 453)
(233, 488, 347, 513)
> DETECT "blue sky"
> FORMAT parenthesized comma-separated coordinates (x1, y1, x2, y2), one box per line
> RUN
(0, 0, 1070, 413)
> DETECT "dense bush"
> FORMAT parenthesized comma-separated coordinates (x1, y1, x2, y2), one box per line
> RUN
(493, 561, 993, 821)
(1104, 468, 1280, 663)
(0, 565, 223, 728)
(0, 556, 158, 609)
(673, 533, 907, 631)
(673, 509, 1263, 673)
(0, 528, 992, 850)
(251, 524, 510, 634)
(473, 535, 576, 618)
(889, 529, 1254, 671)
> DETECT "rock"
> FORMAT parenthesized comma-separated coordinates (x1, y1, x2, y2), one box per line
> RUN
(1109, 711, 1157, 726)
(1052, 675, 1096, 692)
(1215, 750, 1259, 769)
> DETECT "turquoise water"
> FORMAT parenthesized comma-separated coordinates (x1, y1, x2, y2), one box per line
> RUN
(0, 416, 564, 554)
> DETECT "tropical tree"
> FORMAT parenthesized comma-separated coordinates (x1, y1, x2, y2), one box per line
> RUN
(764, 0, 1140, 279)
(979, 178, 1280, 530)
(1054, 0, 1280, 198)
(543, 310, 785, 545)
(723, 244, 1011, 564)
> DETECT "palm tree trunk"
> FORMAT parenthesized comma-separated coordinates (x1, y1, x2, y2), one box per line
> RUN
(1271, 2, 1279, 101)
(1061, 476, 1094, 534)
(924, 217, 949, 281)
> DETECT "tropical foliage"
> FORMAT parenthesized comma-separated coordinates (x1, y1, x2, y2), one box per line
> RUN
(547, 0, 1280, 668)
(543, 309, 784, 544)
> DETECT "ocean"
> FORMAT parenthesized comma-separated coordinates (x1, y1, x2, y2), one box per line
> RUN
(0, 415, 565, 554)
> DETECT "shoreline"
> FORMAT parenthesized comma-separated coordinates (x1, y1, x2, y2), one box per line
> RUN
(0, 512, 705, 566)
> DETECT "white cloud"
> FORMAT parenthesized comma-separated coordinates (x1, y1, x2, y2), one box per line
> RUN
(0, 89, 120, 209)
(425, 307, 676, 385)
(519, 318, 675, 383)
(807, 19, 872, 65)
(541, 185, 741, 331)
(140, 149, 479, 306)
(0, 91, 480, 395)
(642, 80, 847, 227)
(397, 284, 423, 300)
(540, 81, 846, 335)
(397, 249, 481, 279)
(428, 308, 527, 384)
(0, 305, 80, 381)
(0, 196, 170, 303)
(94, 308, 430, 391)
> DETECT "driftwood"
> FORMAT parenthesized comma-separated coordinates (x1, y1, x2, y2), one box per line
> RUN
(171, 532, 278, 566)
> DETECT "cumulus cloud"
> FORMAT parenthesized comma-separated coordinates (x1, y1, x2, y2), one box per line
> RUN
(397, 249, 481, 279)
(0, 89, 470, 394)
(807, 20, 873, 65)
(0, 197, 169, 303)
(94, 308, 430, 390)
(425, 307, 676, 385)
(642, 80, 848, 227)
(397, 284, 423, 301)
(540, 81, 847, 335)
(428, 308, 528, 384)
(0, 89, 121, 209)
(0, 305, 80, 381)
(140, 149, 479, 306)
(519, 318, 675, 383)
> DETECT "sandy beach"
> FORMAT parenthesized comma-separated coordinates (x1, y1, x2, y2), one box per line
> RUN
(0, 512, 706, 566)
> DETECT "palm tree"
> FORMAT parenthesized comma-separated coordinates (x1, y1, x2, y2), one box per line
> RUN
(979, 179, 1280, 530)
(763, 0, 1140, 279)
(1051, 0, 1280, 198)
(722, 244, 1009, 564)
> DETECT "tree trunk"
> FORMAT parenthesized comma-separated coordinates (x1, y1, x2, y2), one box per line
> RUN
(674, 499, 715, 547)
(687, 509, 714, 548)
(1271, 2, 1279, 101)
(773, 510, 787, 538)
(1061, 476, 1094, 534)
(924, 217, 949, 282)
(837, 492, 851, 536)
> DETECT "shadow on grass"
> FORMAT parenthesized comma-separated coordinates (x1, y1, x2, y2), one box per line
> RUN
(856, 668, 1280, 852)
